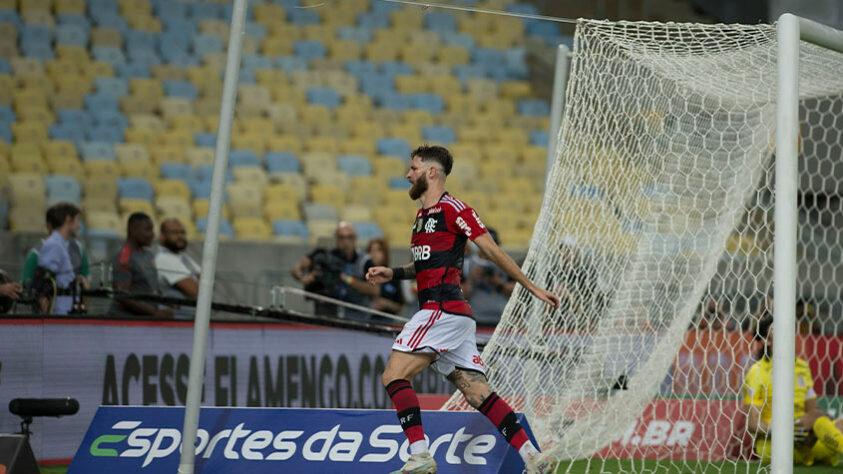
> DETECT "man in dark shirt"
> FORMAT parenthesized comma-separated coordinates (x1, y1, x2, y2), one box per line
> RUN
(290, 221, 379, 321)
(110, 212, 173, 319)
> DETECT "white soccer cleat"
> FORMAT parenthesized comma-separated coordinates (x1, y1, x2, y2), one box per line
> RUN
(389, 452, 438, 474)
(524, 452, 556, 474)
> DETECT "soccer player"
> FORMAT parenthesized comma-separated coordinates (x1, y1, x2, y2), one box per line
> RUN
(366, 146, 560, 474)
(744, 316, 843, 466)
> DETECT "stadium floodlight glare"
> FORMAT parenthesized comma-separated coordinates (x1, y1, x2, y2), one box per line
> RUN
(177, 0, 249, 472)
(441, 14, 843, 474)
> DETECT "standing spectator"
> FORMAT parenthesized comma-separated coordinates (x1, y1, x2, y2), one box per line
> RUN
(111, 213, 173, 319)
(155, 218, 200, 319)
(462, 227, 514, 325)
(367, 238, 404, 316)
(291, 222, 379, 321)
(36, 202, 82, 315)
(22, 205, 90, 289)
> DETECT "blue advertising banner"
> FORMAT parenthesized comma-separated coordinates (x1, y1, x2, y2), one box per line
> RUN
(69, 406, 534, 473)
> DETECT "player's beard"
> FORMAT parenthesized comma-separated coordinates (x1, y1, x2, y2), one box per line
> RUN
(409, 173, 428, 200)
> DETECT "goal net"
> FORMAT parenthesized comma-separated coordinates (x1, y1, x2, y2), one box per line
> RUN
(443, 19, 843, 471)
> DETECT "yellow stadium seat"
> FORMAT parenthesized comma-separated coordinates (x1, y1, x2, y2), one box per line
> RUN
(310, 184, 346, 212)
(228, 183, 264, 217)
(56, 45, 90, 63)
(11, 141, 42, 160)
(429, 76, 461, 96)
(521, 145, 547, 164)
(154, 179, 190, 200)
(437, 45, 470, 65)
(389, 9, 423, 28)
(90, 27, 123, 48)
(401, 110, 435, 128)
(300, 151, 336, 176)
(323, 71, 358, 97)
(81, 61, 113, 78)
(269, 86, 306, 107)
(255, 68, 287, 88)
(0, 75, 12, 104)
(498, 177, 534, 196)
(330, 40, 361, 61)
(299, 105, 332, 127)
(193, 99, 220, 119)
(150, 64, 186, 81)
(186, 147, 214, 167)
(10, 57, 45, 76)
(159, 97, 193, 118)
(301, 24, 333, 41)
(238, 84, 271, 109)
(49, 159, 84, 182)
(476, 32, 515, 50)
(10, 206, 47, 233)
(394, 75, 425, 94)
(374, 204, 410, 228)
(45, 58, 78, 78)
(121, 161, 158, 181)
(273, 173, 307, 200)
(369, 108, 402, 127)
(148, 145, 186, 164)
(16, 106, 51, 125)
(192, 199, 231, 220)
(84, 161, 120, 180)
(371, 158, 407, 178)
(159, 130, 194, 148)
(499, 81, 532, 100)
(12, 121, 48, 143)
(124, 128, 160, 146)
(306, 220, 339, 243)
(233, 217, 272, 241)
(55, 74, 93, 96)
(339, 138, 375, 157)
(0, 22, 15, 42)
(9, 172, 45, 200)
(385, 124, 421, 146)
(334, 106, 368, 129)
(0, 41, 16, 58)
(119, 199, 155, 216)
(231, 133, 266, 157)
(114, 143, 150, 166)
(169, 115, 203, 134)
(305, 136, 339, 154)
(237, 116, 275, 136)
(84, 178, 118, 200)
(264, 183, 299, 202)
(13, 90, 48, 111)
(232, 166, 268, 188)
(310, 169, 349, 191)
(50, 92, 84, 110)
(264, 200, 301, 221)
(496, 128, 529, 146)
(341, 204, 373, 222)
(348, 176, 384, 206)
(86, 211, 123, 235)
(483, 144, 519, 164)
(472, 114, 506, 130)
(365, 42, 399, 62)
(253, 3, 286, 25)
(128, 15, 162, 33)
(203, 115, 219, 133)
(408, 30, 440, 46)
(198, 18, 228, 37)
(121, 96, 157, 115)
(465, 78, 498, 100)
(155, 196, 192, 220)
(483, 98, 516, 117)
(18, 72, 55, 95)
(129, 78, 164, 99)
(11, 157, 47, 175)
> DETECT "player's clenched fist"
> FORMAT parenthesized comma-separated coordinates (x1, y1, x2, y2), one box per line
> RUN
(366, 266, 393, 284)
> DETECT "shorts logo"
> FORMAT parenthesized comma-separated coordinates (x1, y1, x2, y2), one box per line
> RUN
(412, 245, 431, 261)
(456, 217, 471, 237)
(472, 355, 484, 367)
(424, 218, 437, 233)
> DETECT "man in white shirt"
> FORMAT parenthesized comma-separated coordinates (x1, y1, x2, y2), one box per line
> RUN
(155, 218, 200, 319)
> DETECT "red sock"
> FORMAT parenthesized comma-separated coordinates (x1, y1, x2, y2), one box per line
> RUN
(478, 392, 530, 450)
(386, 379, 425, 444)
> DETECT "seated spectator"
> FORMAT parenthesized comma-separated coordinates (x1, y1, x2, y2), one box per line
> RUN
(155, 218, 200, 319)
(366, 238, 404, 316)
(37, 203, 83, 315)
(111, 213, 173, 319)
(291, 221, 379, 321)
(462, 227, 514, 325)
(0, 269, 22, 313)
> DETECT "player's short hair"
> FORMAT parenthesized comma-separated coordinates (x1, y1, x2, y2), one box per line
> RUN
(411, 145, 453, 176)
(127, 212, 152, 233)
(46, 202, 81, 229)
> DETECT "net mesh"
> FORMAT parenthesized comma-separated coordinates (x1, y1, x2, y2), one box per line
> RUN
(443, 19, 843, 471)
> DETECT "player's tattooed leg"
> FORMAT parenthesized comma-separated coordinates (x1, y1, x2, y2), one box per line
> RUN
(447, 368, 491, 409)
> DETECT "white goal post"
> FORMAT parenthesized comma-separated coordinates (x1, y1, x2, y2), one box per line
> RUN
(443, 13, 843, 474)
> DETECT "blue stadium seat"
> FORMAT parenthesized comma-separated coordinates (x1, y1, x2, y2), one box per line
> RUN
(194, 165, 233, 183)
(45, 175, 82, 203)
(377, 93, 411, 111)
(370, 1, 403, 13)
(506, 3, 539, 15)
(85, 93, 120, 111)
(79, 141, 116, 160)
(92, 12, 129, 33)
(409, 93, 445, 114)
(273, 220, 309, 240)
(155, 2, 188, 19)
(265, 152, 300, 174)
(87, 0, 118, 14)
(422, 125, 457, 145)
(58, 109, 93, 126)
(306, 87, 341, 109)
(235, 68, 256, 84)
(530, 130, 549, 146)
(58, 13, 91, 28)
(87, 126, 124, 143)
(21, 24, 52, 43)
(337, 155, 372, 176)
(527, 21, 560, 37)
(160, 163, 194, 181)
(163, 80, 198, 100)
(192, 34, 224, 56)
(197, 217, 234, 237)
(380, 61, 413, 78)
(453, 64, 486, 82)
(356, 12, 389, 29)
(95, 77, 129, 98)
(288, 8, 321, 25)
(376, 138, 411, 158)
(50, 123, 86, 144)
(55, 24, 88, 46)
(337, 26, 372, 44)
(275, 56, 309, 72)
(158, 31, 192, 54)
(0, 9, 22, 27)
(518, 99, 550, 117)
(503, 49, 528, 79)
(360, 74, 394, 99)
(0, 58, 10, 74)
(354, 221, 383, 241)
(242, 54, 273, 72)
(128, 48, 160, 65)
(187, 2, 221, 20)
(0, 123, 10, 143)
(118, 177, 155, 200)
(244, 22, 266, 39)
(194, 133, 217, 148)
(303, 203, 337, 222)
(91, 109, 128, 128)
(0, 105, 14, 123)
(126, 30, 157, 52)
(425, 11, 457, 33)
(388, 177, 411, 190)
(161, 18, 197, 36)
(93, 46, 127, 67)
(440, 32, 475, 49)
(116, 62, 151, 78)
(229, 150, 261, 168)
(21, 43, 55, 60)
(0, 196, 8, 229)
(472, 48, 507, 66)
(293, 40, 326, 60)
(344, 60, 378, 79)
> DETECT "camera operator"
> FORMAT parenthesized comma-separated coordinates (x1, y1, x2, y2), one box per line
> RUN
(291, 222, 379, 321)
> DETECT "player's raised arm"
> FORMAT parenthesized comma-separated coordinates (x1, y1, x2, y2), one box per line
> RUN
(473, 233, 560, 308)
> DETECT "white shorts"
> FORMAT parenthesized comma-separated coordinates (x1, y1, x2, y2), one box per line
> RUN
(392, 309, 486, 377)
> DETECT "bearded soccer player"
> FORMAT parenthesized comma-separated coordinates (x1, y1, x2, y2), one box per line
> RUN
(744, 317, 843, 466)
(366, 146, 560, 474)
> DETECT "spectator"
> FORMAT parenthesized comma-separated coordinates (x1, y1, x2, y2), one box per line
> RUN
(0, 269, 22, 313)
(551, 235, 606, 330)
(155, 218, 201, 319)
(22, 204, 90, 290)
(291, 222, 379, 321)
(462, 227, 514, 325)
(796, 298, 821, 336)
(111, 213, 173, 319)
(36, 202, 82, 315)
(366, 238, 404, 316)
(696, 297, 735, 331)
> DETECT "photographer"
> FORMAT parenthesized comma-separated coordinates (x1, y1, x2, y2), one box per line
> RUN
(291, 222, 379, 321)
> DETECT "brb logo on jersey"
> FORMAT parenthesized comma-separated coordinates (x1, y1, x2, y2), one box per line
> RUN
(412, 245, 431, 261)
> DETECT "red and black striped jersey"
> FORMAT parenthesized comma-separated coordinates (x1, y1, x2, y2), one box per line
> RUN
(410, 192, 488, 317)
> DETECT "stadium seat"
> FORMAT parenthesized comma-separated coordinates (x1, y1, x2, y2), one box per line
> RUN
(232, 166, 268, 188)
(265, 152, 300, 174)
(160, 162, 193, 181)
(422, 125, 457, 145)
(45, 174, 82, 204)
(192, 199, 230, 220)
(228, 182, 263, 217)
(376, 138, 411, 158)
(342, 204, 374, 222)
(118, 198, 155, 216)
(272, 219, 309, 243)
(155, 179, 191, 200)
(9, 173, 46, 205)
(354, 221, 383, 242)
(118, 177, 155, 201)
(233, 217, 271, 241)
(229, 149, 261, 168)
(303, 202, 338, 222)
(264, 199, 301, 221)
(196, 217, 235, 238)
(155, 196, 192, 221)
(84, 160, 121, 179)
(274, 173, 308, 201)
(337, 155, 372, 176)
(309, 184, 346, 213)
(186, 147, 214, 167)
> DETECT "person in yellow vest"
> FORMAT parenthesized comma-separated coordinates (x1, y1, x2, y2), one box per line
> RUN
(744, 316, 843, 466)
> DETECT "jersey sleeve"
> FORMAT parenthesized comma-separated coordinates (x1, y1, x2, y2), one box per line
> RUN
(452, 206, 488, 241)
(112, 245, 133, 286)
(743, 364, 765, 406)
(155, 253, 192, 285)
